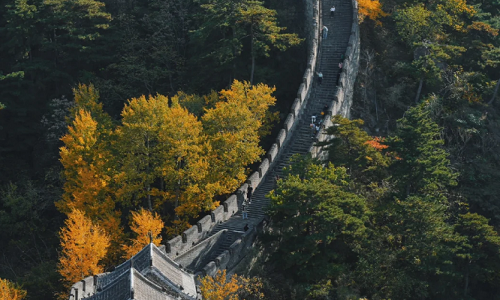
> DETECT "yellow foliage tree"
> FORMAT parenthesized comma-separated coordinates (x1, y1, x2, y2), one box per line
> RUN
(0, 278, 27, 300)
(200, 270, 240, 300)
(202, 80, 276, 196)
(157, 103, 212, 234)
(116, 94, 171, 211)
(122, 208, 164, 259)
(358, 0, 387, 25)
(199, 270, 264, 300)
(115, 94, 212, 234)
(59, 82, 277, 236)
(57, 87, 122, 260)
(58, 209, 110, 289)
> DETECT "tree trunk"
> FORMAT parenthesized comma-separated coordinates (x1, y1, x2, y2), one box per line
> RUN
(415, 77, 424, 103)
(487, 78, 500, 105)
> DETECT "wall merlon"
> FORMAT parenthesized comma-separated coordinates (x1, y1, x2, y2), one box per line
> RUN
(166, 236, 182, 257)
(297, 83, 306, 102)
(197, 215, 212, 234)
(258, 159, 270, 179)
(276, 129, 286, 149)
(211, 205, 225, 225)
(284, 113, 294, 134)
(267, 143, 278, 163)
(291, 98, 301, 118)
(303, 69, 310, 88)
(224, 195, 238, 217)
(246, 171, 260, 189)
(203, 261, 217, 277)
(215, 250, 231, 269)
(182, 226, 200, 246)
(228, 239, 242, 256)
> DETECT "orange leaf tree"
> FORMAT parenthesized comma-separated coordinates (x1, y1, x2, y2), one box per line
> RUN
(115, 94, 212, 234)
(59, 81, 276, 236)
(58, 209, 110, 289)
(57, 85, 122, 260)
(122, 208, 164, 259)
(0, 278, 27, 300)
(200, 270, 239, 300)
(358, 0, 387, 25)
(199, 270, 264, 300)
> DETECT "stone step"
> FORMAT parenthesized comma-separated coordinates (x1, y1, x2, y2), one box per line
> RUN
(187, 0, 354, 272)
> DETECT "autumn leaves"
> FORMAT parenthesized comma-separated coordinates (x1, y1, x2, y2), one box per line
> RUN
(56, 81, 276, 288)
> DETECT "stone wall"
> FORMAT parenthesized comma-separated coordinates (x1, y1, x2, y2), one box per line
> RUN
(310, 0, 360, 160)
(198, 226, 258, 278)
(193, 0, 361, 276)
(164, 0, 321, 260)
(174, 230, 229, 270)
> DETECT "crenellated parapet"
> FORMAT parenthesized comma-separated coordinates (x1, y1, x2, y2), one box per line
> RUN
(164, 0, 322, 262)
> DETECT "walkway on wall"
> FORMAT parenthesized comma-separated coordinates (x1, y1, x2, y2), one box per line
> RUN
(178, 0, 353, 268)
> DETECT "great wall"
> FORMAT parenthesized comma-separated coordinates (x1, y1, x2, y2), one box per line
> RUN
(68, 0, 360, 298)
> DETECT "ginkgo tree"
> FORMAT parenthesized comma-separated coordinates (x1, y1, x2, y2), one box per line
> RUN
(358, 0, 387, 25)
(199, 270, 264, 300)
(57, 85, 122, 259)
(202, 80, 276, 197)
(58, 209, 110, 289)
(0, 278, 27, 300)
(58, 80, 277, 237)
(115, 94, 171, 211)
(157, 103, 212, 234)
(122, 208, 164, 259)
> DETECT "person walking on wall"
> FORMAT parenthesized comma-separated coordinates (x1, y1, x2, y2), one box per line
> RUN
(339, 62, 343, 72)
(242, 201, 248, 219)
(330, 6, 335, 18)
(247, 185, 253, 204)
(322, 26, 328, 39)
(317, 72, 323, 85)
(244, 224, 249, 232)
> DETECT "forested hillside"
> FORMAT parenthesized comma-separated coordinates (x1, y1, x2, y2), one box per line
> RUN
(0, 0, 304, 298)
(2, 0, 500, 298)
(247, 0, 500, 299)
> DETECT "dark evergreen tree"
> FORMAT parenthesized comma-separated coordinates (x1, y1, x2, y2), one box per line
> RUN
(267, 156, 369, 285)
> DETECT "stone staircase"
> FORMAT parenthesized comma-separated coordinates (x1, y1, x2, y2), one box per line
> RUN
(193, 0, 354, 266)
(192, 231, 242, 271)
